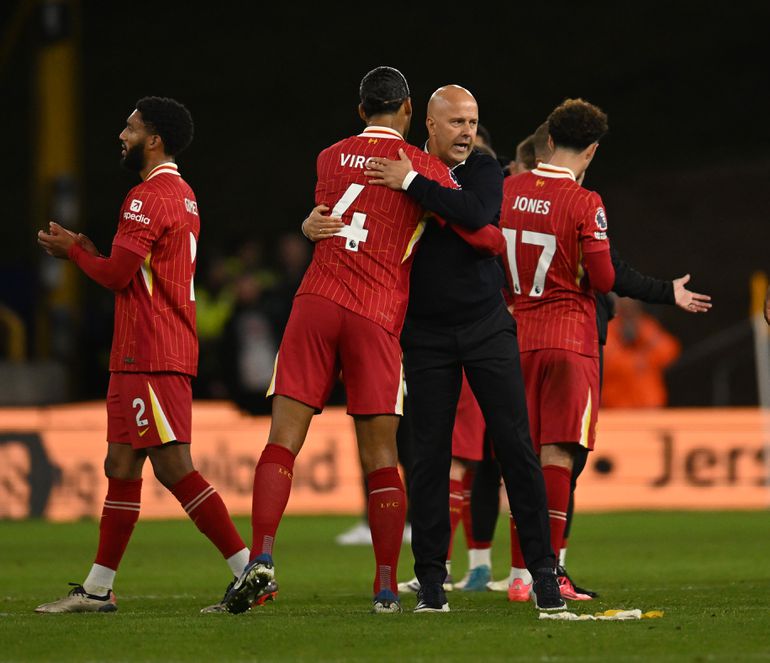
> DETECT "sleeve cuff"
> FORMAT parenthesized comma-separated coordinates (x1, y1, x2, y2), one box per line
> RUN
(402, 170, 418, 190)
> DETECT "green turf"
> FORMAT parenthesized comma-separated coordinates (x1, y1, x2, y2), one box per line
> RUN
(1, 512, 769, 662)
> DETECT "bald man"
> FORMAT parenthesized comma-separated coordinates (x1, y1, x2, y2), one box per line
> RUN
(363, 85, 565, 613)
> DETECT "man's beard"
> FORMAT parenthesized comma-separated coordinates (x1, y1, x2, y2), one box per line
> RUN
(121, 143, 145, 172)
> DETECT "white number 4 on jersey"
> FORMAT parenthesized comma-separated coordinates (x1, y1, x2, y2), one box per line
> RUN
(331, 184, 369, 252)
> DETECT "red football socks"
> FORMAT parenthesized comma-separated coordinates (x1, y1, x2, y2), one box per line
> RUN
(542, 464, 572, 559)
(367, 466, 406, 595)
(94, 477, 142, 571)
(461, 467, 476, 549)
(448, 478, 464, 561)
(171, 470, 246, 559)
(250, 443, 296, 560)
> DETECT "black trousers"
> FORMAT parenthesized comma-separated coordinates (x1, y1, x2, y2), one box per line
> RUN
(402, 301, 555, 585)
(471, 437, 501, 543)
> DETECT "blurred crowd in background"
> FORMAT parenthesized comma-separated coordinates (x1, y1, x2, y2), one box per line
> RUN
(194, 233, 320, 415)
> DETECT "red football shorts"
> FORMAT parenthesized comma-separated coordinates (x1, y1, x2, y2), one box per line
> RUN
(268, 294, 405, 415)
(520, 349, 599, 454)
(451, 371, 485, 461)
(106, 372, 192, 448)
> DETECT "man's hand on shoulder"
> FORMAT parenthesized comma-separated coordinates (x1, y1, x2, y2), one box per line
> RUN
(37, 221, 77, 259)
(365, 148, 415, 190)
(301, 204, 344, 242)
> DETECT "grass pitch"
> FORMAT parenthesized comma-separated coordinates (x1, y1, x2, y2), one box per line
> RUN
(1, 512, 769, 662)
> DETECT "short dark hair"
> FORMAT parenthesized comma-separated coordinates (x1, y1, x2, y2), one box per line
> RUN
(476, 123, 493, 147)
(547, 98, 608, 151)
(532, 122, 551, 161)
(135, 96, 194, 156)
(359, 66, 409, 117)
(515, 135, 536, 171)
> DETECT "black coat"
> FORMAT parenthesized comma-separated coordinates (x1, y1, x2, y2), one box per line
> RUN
(596, 245, 675, 344)
(405, 150, 506, 326)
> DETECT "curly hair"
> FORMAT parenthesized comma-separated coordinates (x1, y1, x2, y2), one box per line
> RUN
(135, 96, 194, 156)
(547, 98, 607, 151)
(359, 66, 410, 117)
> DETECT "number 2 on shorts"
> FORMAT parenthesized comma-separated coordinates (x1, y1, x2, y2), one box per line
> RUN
(133, 397, 149, 428)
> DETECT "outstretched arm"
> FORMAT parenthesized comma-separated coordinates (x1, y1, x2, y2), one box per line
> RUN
(611, 246, 673, 303)
(672, 274, 712, 314)
(612, 247, 711, 313)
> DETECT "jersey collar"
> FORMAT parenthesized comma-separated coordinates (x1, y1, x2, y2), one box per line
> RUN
(359, 126, 404, 140)
(531, 162, 576, 180)
(146, 162, 181, 181)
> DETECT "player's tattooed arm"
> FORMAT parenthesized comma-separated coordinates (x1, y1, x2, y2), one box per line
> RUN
(302, 205, 344, 242)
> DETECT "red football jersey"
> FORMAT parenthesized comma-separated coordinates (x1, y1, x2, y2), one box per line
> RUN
(109, 162, 200, 375)
(296, 126, 457, 335)
(500, 163, 610, 357)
